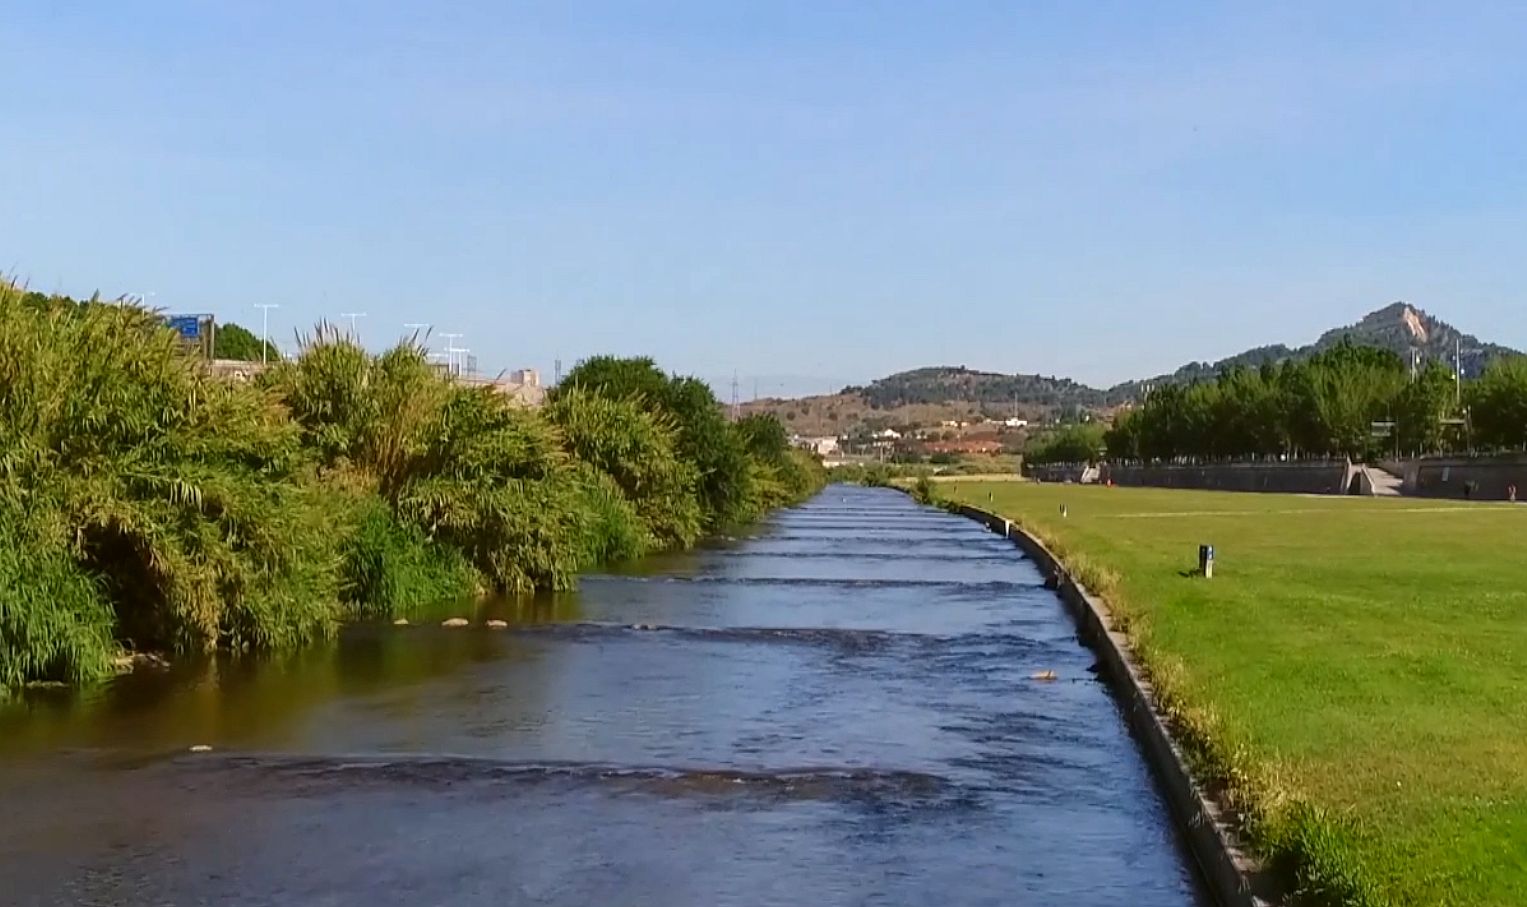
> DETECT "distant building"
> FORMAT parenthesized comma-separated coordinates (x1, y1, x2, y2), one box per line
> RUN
(794, 435, 840, 457)
(455, 366, 547, 407)
(872, 428, 902, 440)
(1003, 418, 1029, 428)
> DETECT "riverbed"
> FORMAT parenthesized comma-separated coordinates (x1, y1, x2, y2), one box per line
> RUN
(0, 485, 1206, 906)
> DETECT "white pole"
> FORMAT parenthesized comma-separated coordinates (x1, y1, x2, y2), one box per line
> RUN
(255, 303, 279, 365)
(1455, 337, 1462, 406)
(338, 312, 368, 339)
(439, 333, 463, 376)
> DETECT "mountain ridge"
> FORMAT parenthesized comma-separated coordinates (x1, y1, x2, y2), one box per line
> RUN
(742, 303, 1521, 436)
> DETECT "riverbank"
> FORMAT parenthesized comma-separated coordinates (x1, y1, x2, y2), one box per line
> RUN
(939, 481, 1527, 907)
(0, 287, 824, 693)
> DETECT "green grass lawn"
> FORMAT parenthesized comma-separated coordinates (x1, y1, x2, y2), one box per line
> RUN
(940, 481, 1527, 907)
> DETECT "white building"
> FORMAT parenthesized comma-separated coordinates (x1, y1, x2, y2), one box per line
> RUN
(794, 435, 841, 457)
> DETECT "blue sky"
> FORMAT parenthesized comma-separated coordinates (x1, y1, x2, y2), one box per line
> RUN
(4, 2, 1526, 395)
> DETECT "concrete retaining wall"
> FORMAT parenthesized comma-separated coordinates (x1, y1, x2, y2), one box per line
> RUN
(1027, 461, 1350, 495)
(1410, 456, 1527, 501)
(949, 502, 1275, 907)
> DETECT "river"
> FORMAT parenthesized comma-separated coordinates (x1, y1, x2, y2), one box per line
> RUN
(0, 485, 1206, 906)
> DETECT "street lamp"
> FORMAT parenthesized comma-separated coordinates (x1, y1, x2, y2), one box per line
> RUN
(254, 303, 279, 365)
(439, 332, 464, 375)
(338, 312, 368, 339)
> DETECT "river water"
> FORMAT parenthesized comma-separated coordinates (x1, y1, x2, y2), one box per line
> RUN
(0, 486, 1206, 906)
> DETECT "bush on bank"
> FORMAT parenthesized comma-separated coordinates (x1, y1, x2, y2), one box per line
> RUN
(0, 289, 825, 690)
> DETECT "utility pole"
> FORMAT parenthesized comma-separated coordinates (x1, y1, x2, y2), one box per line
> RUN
(730, 372, 740, 421)
(554, 358, 563, 386)
(338, 312, 367, 339)
(255, 303, 279, 365)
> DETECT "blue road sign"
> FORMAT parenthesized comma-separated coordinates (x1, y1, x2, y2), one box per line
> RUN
(166, 315, 203, 340)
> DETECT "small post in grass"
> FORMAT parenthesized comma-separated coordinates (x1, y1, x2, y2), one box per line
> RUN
(1199, 544, 1215, 579)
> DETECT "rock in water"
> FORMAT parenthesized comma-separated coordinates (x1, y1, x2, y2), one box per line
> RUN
(485, 619, 509, 629)
(392, 618, 410, 626)
(441, 618, 470, 628)
(189, 745, 213, 753)
(1030, 670, 1058, 682)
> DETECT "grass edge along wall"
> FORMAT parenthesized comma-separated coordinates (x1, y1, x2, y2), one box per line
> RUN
(0, 288, 825, 693)
(938, 481, 1526, 907)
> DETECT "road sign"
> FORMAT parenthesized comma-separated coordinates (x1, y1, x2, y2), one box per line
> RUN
(166, 315, 204, 340)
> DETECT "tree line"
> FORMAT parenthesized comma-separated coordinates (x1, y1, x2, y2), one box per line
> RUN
(0, 285, 824, 691)
(1023, 341, 1527, 464)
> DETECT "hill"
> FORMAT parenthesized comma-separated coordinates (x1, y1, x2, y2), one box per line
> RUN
(845, 367, 1116, 410)
(1111, 302, 1517, 397)
(743, 302, 1521, 436)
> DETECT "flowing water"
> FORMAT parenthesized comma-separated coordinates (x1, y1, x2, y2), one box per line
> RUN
(0, 486, 1206, 906)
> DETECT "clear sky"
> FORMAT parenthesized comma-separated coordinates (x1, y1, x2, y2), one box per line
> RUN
(5, 2, 1526, 395)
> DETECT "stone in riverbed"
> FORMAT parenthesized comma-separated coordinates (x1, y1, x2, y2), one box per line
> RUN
(441, 618, 470, 628)
(485, 620, 509, 629)
(393, 618, 410, 626)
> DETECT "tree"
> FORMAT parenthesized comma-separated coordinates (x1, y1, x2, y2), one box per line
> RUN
(1468, 356, 1527, 451)
(560, 357, 759, 528)
(1026, 423, 1105, 464)
(1394, 362, 1456, 454)
(214, 321, 278, 362)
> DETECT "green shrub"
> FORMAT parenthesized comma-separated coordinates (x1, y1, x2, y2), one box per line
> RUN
(340, 497, 477, 618)
(0, 503, 117, 688)
(548, 389, 703, 548)
(0, 287, 344, 668)
(569, 466, 651, 566)
(0, 289, 829, 692)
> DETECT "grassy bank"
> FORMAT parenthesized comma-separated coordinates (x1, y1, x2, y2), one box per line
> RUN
(940, 481, 1527, 907)
(0, 287, 824, 692)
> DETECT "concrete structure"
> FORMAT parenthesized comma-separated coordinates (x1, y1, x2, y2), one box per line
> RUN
(1406, 455, 1527, 501)
(460, 372, 547, 407)
(1028, 460, 1352, 495)
(208, 359, 271, 382)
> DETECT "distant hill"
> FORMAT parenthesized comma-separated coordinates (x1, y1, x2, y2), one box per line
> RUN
(744, 303, 1521, 436)
(1109, 302, 1518, 397)
(843, 367, 1116, 410)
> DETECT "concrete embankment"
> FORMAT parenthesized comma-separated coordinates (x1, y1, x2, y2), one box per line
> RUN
(1396, 455, 1527, 501)
(945, 501, 1275, 907)
(1028, 461, 1349, 496)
